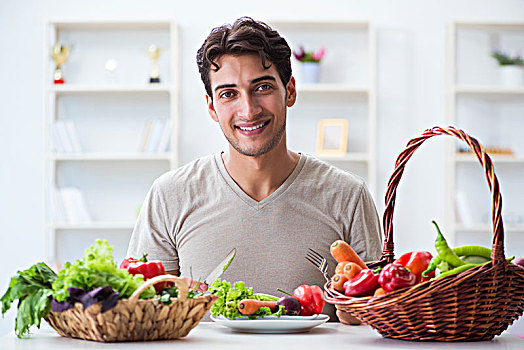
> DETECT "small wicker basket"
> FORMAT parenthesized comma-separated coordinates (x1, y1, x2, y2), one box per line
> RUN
(45, 275, 217, 342)
(325, 126, 524, 341)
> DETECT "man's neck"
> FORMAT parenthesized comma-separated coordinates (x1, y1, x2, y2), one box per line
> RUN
(221, 145, 300, 202)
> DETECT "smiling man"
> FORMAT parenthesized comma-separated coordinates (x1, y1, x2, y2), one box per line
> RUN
(127, 17, 382, 323)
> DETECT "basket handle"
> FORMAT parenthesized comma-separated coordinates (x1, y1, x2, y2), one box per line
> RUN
(129, 274, 189, 302)
(379, 126, 506, 265)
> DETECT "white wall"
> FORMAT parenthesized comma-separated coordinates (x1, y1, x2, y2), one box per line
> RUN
(1, 0, 523, 336)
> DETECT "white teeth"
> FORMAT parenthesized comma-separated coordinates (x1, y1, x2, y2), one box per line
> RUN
(239, 122, 267, 131)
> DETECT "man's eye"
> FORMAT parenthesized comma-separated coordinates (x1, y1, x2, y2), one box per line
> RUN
(219, 91, 235, 98)
(256, 84, 272, 91)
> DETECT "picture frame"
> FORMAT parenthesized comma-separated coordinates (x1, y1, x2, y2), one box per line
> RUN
(315, 119, 349, 156)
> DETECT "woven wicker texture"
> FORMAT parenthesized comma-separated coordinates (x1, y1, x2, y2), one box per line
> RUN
(45, 275, 217, 342)
(325, 126, 524, 341)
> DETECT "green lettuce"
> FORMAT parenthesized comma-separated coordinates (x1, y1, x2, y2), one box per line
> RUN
(209, 279, 285, 319)
(0, 262, 57, 337)
(52, 239, 154, 302)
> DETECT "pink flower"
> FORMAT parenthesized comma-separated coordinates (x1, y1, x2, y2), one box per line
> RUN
(292, 46, 306, 61)
(312, 47, 325, 62)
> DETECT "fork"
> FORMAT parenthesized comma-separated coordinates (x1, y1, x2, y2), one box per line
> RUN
(305, 248, 330, 282)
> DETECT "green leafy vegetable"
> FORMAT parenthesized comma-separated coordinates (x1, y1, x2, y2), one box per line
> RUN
(157, 280, 204, 305)
(0, 262, 57, 337)
(52, 239, 155, 302)
(158, 285, 178, 305)
(209, 279, 284, 319)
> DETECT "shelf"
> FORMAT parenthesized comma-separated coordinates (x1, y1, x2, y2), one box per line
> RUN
(455, 86, 524, 96)
(454, 21, 524, 30)
(297, 84, 368, 94)
(317, 153, 369, 162)
(50, 153, 172, 161)
(268, 21, 369, 30)
(48, 84, 173, 94)
(51, 20, 172, 30)
(455, 153, 524, 164)
(51, 221, 136, 230)
(455, 223, 524, 233)
(446, 21, 524, 252)
(44, 19, 179, 266)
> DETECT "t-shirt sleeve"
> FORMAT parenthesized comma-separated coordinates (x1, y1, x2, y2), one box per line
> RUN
(126, 180, 179, 271)
(345, 183, 383, 262)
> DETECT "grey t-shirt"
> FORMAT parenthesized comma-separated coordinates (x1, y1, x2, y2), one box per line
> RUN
(127, 152, 383, 319)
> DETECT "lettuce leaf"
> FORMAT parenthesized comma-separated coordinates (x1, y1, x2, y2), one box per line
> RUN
(52, 239, 154, 302)
(0, 262, 56, 337)
(209, 279, 284, 319)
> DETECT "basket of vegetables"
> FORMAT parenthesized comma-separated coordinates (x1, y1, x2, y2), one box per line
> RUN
(1, 240, 217, 342)
(324, 126, 524, 341)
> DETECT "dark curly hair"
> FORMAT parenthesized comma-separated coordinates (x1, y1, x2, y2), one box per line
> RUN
(196, 17, 292, 98)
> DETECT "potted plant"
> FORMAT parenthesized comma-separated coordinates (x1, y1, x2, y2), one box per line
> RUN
(491, 50, 524, 87)
(293, 46, 326, 84)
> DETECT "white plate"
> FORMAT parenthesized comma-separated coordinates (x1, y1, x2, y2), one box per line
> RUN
(210, 314, 330, 334)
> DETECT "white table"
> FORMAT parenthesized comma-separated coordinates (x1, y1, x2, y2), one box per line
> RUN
(2, 322, 523, 350)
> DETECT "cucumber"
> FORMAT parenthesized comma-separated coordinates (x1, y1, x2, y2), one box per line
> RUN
(461, 255, 490, 264)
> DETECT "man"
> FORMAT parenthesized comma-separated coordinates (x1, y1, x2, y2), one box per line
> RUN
(127, 17, 382, 322)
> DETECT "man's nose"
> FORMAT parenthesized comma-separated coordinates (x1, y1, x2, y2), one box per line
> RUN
(237, 93, 262, 118)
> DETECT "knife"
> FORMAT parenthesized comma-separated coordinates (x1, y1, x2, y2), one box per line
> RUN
(203, 248, 236, 285)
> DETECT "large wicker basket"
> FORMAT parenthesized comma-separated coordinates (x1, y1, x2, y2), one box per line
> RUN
(325, 126, 524, 341)
(45, 275, 217, 342)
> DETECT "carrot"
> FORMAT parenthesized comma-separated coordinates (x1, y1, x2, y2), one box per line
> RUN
(238, 299, 278, 315)
(330, 240, 368, 269)
(373, 288, 386, 297)
(342, 262, 362, 279)
(335, 261, 352, 275)
(331, 273, 349, 293)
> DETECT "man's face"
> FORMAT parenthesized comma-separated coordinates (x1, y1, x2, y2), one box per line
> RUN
(206, 54, 296, 157)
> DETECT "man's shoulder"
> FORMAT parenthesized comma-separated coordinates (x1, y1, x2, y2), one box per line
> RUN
(154, 154, 218, 189)
(301, 153, 365, 189)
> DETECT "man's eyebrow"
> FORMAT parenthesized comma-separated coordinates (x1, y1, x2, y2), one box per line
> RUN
(251, 75, 277, 84)
(214, 83, 236, 92)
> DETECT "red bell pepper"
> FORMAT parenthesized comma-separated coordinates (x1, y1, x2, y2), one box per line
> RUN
(292, 285, 325, 316)
(119, 257, 141, 270)
(121, 254, 167, 292)
(378, 263, 416, 292)
(394, 251, 434, 282)
(343, 269, 379, 297)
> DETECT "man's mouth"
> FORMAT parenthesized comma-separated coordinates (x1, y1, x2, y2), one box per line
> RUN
(235, 120, 269, 134)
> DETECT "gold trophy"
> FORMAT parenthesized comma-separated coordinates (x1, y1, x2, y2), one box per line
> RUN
(51, 44, 71, 84)
(147, 44, 161, 83)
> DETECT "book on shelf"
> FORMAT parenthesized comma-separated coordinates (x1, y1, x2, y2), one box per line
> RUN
(139, 118, 171, 153)
(454, 191, 473, 226)
(157, 118, 172, 152)
(51, 188, 67, 222)
(52, 120, 82, 154)
(139, 120, 154, 152)
(146, 119, 166, 153)
(53, 187, 92, 224)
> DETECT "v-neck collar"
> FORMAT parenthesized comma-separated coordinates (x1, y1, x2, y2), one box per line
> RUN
(214, 152, 306, 211)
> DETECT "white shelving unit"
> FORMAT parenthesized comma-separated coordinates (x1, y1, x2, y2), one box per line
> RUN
(446, 21, 524, 256)
(44, 20, 179, 267)
(268, 21, 377, 197)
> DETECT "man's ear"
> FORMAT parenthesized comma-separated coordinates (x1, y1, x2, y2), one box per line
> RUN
(206, 95, 219, 122)
(286, 76, 297, 107)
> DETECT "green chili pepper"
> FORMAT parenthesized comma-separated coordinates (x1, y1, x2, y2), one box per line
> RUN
(435, 261, 491, 279)
(432, 221, 466, 268)
(422, 255, 441, 278)
(452, 245, 492, 259)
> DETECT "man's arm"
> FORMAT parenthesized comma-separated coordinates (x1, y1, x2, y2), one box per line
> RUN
(127, 180, 180, 273)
